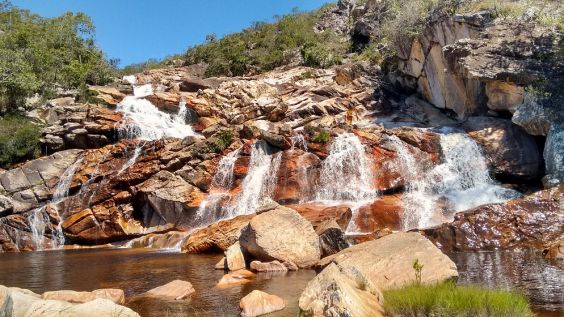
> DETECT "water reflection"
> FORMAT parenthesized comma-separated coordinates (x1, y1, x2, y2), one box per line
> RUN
(449, 250, 564, 313)
(0, 249, 314, 316)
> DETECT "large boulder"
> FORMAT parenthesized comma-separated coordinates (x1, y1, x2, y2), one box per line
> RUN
(300, 232, 457, 316)
(543, 124, 564, 187)
(41, 289, 125, 305)
(239, 290, 286, 317)
(462, 117, 540, 180)
(423, 187, 564, 251)
(181, 214, 254, 253)
(239, 206, 321, 268)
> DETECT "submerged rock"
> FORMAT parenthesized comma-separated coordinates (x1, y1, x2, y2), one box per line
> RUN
(249, 260, 288, 272)
(239, 290, 286, 317)
(216, 270, 255, 288)
(239, 206, 321, 268)
(423, 186, 564, 251)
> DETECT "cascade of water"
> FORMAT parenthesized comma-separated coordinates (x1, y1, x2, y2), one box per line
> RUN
(231, 141, 282, 218)
(390, 132, 521, 230)
(122, 75, 137, 85)
(316, 133, 378, 202)
(193, 147, 242, 227)
(314, 133, 378, 234)
(27, 156, 84, 251)
(290, 134, 308, 151)
(116, 86, 196, 140)
(118, 146, 143, 175)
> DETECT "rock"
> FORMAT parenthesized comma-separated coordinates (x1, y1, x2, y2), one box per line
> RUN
(298, 262, 384, 317)
(239, 206, 321, 268)
(288, 203, 352, 231)
(0, 196, 14, 217)
(250, 260, 288, 272)
(41, 289, 125, 305)
(354, 195, 403, 233)
(273, 150, 321, 203)
(143, 280, 195, 300)
(239, 290, 286, 317)
(125, 231, 189, 249)
(543, 124, 564, 188)
(485, 81, 524, 112)
(463, 117, 540, 180)
(316, 221, 349, 257)
(134, 170, 205, 228)
(423, 187, 564, 251)
(182, 214, 254, 253)
(217, 270, 255, 288)
(215, 257, 227, 270)
(89, 86, 126, 105)
(543, 240, 564, 260)
(225, 242, 246, 271)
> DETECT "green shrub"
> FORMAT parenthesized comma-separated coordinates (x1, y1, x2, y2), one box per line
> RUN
(383, 282, 534, 317)
(0, 115, 42, 168)
(311, 130, 330, 144)
(184, 6, 349, 77)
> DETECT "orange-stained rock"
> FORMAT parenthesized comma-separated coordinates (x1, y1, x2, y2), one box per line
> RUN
(355, 195, 403, 233)
(272, 150, 320, 204)
(216, 270, 255, 288)
(287, 203, 352, 231)
(181, 214, 254, 253)
(249, 260, 288, 272)
(239, 290, 286, 317)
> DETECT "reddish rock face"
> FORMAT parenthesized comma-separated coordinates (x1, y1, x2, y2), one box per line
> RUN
(182, 214, 254, 253)
(273, 150, 321, 204)
(423, 186, 564, 251)
(355, 195, 403, 233)
(287, 203, 352, 231)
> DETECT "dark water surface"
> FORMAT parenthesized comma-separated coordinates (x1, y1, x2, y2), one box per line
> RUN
(0, 248, 562, 316)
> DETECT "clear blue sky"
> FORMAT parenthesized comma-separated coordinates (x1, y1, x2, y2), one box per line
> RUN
(12, 0, 333, 67)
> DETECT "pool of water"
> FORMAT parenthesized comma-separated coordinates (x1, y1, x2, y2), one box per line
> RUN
(0, 248, 314, 316)
(0, 248, 561, 316)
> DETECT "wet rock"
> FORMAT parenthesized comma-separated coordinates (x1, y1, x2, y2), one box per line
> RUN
(543, 124, 564, 188)
(239, 206, 321, 268)
(225, 242, 246, 271)
(423, 187, 564, 251)
(354, 195, 403, 233)
(239, 290, 286, 317)
(126, 231, 189, 249)
(250, 260, 288, 272)
(216, 270, 255, 288)
(463, 117, 540, 180)
(273, 150, 321, 204)
(41, 289, 125, 304)
(543, 240, 564, 260)
(316, 220, 349, 257)
(288, 203, 352, 231)
(134, 171, 205, 228)
(182, 214, 254, 253)
(143, 280, 195, 300)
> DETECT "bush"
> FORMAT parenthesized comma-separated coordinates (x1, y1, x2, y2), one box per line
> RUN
(0, 1, 117, 113)
(0, 116, 42, 168)
(184, 6, 349, 77)
(311, 129, 330, 144)
(383, 282, 534, 317)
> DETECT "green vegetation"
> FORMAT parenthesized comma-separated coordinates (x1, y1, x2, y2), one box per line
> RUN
(0, 115, 42, 168)
(120, 54, 184, 76)
(192, 130, 235, 156)
(311, 129, 331, 144)
(184, 6, 349, 77)
(383, 282, 533, 317)
(0, 0, 116, 113)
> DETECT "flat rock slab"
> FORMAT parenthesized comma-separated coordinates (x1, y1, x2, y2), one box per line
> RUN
(143, 280, 195, 300)
(42, 289, 125, 304)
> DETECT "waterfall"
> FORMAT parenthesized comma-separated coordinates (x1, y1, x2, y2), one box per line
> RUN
(314, 133, 378, 234)
(390, 132, 521, 230)
(290, 134, 308, 151)
(116, 85, 196, 140)
(230, 141, 282, 217)
(193, 147, 242, 227)
(27, 157, 84, 251)
(118, 146, 143, 175)
(316, 133, 378, 201)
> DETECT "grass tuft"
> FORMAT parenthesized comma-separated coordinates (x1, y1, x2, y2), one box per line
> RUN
(383, 282, 534, 317)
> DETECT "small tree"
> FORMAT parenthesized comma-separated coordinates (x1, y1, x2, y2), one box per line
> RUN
(413, 258, 424, 285)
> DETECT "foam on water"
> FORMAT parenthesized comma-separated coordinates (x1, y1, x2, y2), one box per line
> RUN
(389, 132, 521, 230)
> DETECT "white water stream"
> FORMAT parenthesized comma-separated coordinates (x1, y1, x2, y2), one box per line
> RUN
(389, 132, 521, 230)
